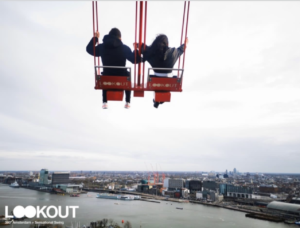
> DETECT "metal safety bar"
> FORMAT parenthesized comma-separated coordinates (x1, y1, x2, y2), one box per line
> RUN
(147, 68, 184, 83)
(95, 66, 132, 81)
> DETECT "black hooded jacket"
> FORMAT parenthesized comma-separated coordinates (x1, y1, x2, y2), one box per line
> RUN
(86, 35, 141, 76)
(141, 44, 185, 74)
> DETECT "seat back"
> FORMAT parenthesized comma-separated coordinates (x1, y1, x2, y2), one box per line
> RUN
(146, 68, 184, 92)
(94, 66, 132, 90)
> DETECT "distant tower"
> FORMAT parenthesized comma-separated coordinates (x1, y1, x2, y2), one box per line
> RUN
(39, 169, 49, 185)
(233, 168, 236, 174)
(225, 170, 228, 174)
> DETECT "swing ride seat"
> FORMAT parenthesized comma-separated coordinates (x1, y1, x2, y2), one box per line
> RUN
(146, 68, 184, 102)
(91, 1, 190, 105)
(94, 66, 132, 101)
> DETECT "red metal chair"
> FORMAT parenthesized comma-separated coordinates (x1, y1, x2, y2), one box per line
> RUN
(146, 68, 184, 102)
(94, 66, 132, 101)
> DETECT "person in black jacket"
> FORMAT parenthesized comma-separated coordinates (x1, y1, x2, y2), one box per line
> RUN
(135, 34, 188, 108)
(86, 28, 141, 109)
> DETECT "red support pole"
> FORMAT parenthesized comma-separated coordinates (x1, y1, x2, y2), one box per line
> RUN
(137, 1, 144, 86)
(182, 1, 190, 70)
(142, 1, 147, 86)
(92, 1, 97, 87)
(134, 1, 138, 87)
(95, 1, 100, 73)
(178, 2, 186, 76)
(92, 1, 96, 68)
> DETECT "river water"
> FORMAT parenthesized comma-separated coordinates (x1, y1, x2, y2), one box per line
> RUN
(0, 184, 292, 228)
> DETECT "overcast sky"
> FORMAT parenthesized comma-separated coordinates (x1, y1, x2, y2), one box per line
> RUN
(0, 1, 300, 173)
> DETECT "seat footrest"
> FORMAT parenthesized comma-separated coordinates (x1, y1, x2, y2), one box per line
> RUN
(154, 92, 171, 102)
(134, 91, 144, 97)
(107, 91, 124, 101)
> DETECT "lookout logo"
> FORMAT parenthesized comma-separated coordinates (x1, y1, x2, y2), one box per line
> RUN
(5, 206, 79, 219)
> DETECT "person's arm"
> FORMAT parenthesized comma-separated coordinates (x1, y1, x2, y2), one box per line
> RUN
(86, 31, 102, 56)
(124, 45, 142, 64)
(133, 43, 149, 54)
(175, 37, 189, 57)
(132, 43, 149, 62)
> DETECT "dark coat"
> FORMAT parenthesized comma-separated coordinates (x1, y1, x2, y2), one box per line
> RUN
(141, 44, 185, 74)
(86, 35, 141, 76)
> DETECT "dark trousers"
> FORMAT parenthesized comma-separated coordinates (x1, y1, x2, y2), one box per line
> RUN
(102, 90, 131, 103)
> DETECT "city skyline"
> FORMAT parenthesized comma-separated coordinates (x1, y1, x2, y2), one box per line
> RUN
(0, 1, 300, 172)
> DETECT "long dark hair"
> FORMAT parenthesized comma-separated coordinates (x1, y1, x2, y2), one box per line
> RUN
(149, 34, 169, 60)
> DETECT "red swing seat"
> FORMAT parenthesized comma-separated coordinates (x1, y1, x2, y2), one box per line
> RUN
(94, 66, 132, 101)
(146, 68, 184, 102)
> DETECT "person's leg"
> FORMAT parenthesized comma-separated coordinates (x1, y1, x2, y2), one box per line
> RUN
(153, 99, 160, 108)
(125, 90, 131, 103)
(124, 71, 131, 108)
(102, 90, 107, 103)
(102, 90, 108, 109)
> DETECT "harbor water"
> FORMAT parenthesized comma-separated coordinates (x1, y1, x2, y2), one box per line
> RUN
(0, 184, 293, 228)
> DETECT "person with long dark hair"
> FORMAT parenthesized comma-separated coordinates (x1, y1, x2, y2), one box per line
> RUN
(135, 34, 188, 108)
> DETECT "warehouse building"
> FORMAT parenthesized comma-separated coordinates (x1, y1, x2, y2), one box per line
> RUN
(267, 201, 300, 216)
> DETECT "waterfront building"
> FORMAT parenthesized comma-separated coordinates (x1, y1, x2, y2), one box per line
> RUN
(0, 174, 6, 183)
(208, 190, 216, 201)
(217, 194, 224, 202)
(196, 191, 203, 199)
(39, 169, 49, 185)
(149, 186, 161, 195)
(219, 183, 227, 195)
(181, 188, 190, 198)
(196, 190, 218, 202)
(202, 180, 218, 191)
(163, 190, 175, 197)
(188, 180, 202, 193)
(185, 179, 190, 189)
(226, 184, 252, 199)
(52, 172, 70, 185)
(168, 178, 184, 190)
(137, 184, 149, 193)
(54, 184, 82, 193)
(163, 178, 170, 188)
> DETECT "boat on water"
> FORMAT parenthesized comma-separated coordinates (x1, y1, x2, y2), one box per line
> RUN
(176, 207, 183, 210)
(295, 221, 300, 226)
(70, 194, 80, 197)
(133, 195, 141, 200)
(10, 181, 19, 188)
(97, 193, 134, 201)
(120, 195, 134, 201)
(97, 193, 121, 200)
